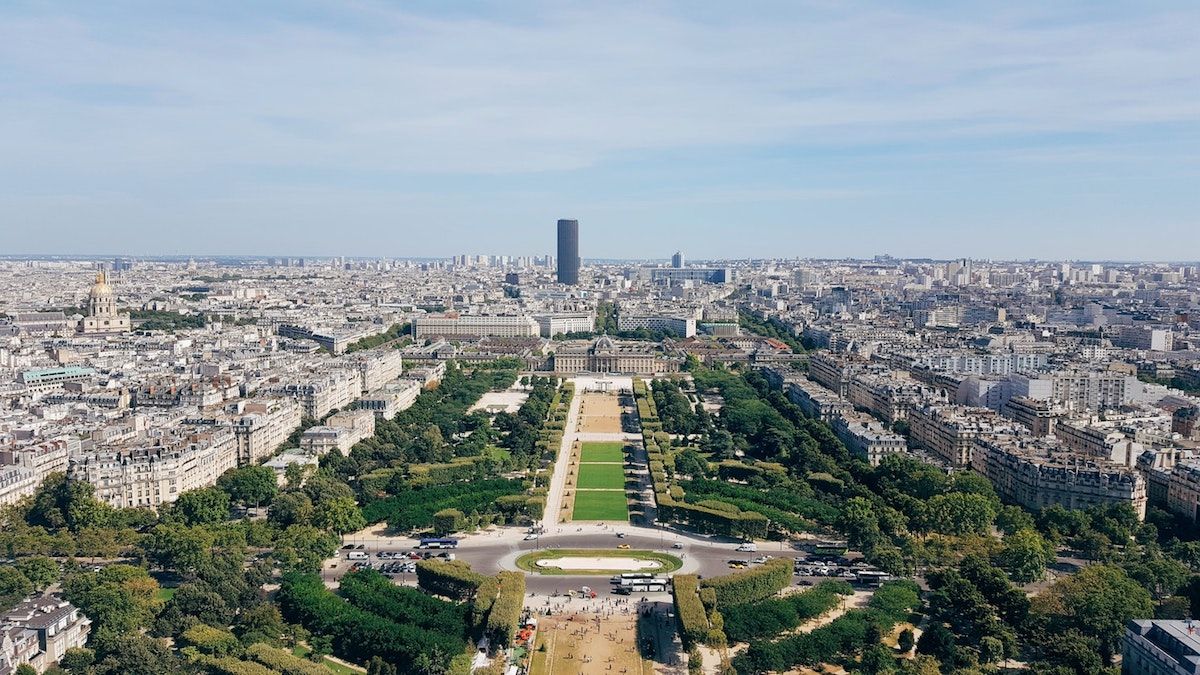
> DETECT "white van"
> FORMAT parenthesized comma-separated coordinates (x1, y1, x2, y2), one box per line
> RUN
(735, 542, 758, 553)
(346, 551, 368, 561)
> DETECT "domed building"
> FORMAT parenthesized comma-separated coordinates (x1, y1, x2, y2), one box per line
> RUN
(78, 270, 131, 335)
(551, 334, 681, 374)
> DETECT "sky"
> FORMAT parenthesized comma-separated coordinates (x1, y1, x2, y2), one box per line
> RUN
(1, 1, 1198, 261)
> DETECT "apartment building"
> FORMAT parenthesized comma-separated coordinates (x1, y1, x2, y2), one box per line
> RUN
(341, 350, 404, 393)
(265, 369, 362, 419)
(1001, 396, 1058, 436)
(785, 378, 853, 423)
(70, 428, 239, 509)
(847, 373, 932, 423)
(0, 595, 90, 674)
(535, 313, 596, 337)
(971, 434, 1147, 519)
(615, 314, 697, 338)
(908, 405, 1002, 468)
(231, 398, 303, 464)
(412, 314, 539, 339)
(299, 409, 375, 457)
(354, 379, 422, 420)
(808, 352, 866, 398)
(1124, 619, 1200, 675)
(832, 411, 907, 467)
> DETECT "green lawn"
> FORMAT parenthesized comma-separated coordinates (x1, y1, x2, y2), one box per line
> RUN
(579, 441, 626, 463)
(576, 462, 627, 489)
(572, 489, 630, 521)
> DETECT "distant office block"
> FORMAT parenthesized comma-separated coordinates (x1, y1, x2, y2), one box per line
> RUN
(557, 219, 579, 285)
(672, 251, 685, 268)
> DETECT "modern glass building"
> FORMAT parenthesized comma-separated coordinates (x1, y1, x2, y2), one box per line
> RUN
(556, 219, 579, 285)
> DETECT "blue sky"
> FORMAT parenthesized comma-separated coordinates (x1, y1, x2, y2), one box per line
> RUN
(1, 1, 1197, 260)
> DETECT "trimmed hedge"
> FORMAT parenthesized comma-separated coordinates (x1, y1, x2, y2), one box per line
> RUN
(339, 569, 469, 636)
(700, 558, 792, 607)
(179, 624, 240, 656)
(244, 643, 330, 675)
(277, 572, 465, 670)
(486, 571, 526, 644)
(416, 560, 488, 601)
(200, 657, 277, 675)
(672, 574, 711, 648)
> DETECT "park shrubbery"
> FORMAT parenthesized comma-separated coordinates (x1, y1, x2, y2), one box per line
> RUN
(244, 643, 330, 675)
(339, 569, 469, 636)
(672, 575, 712, 648)
(700, 558, 792, 607)
(486, 571, 526, 644)
(721, 580, 852, 643)
(732, 580, 921, 674)
(360, 478, 527, 532)
(277, 572, 465, 670)
(415, 559, 488, 601)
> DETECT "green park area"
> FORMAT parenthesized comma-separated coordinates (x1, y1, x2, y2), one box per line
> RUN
(576, 462, 627, 489)
(579, 441, 626, 463)
(571, 489, 630, 521)
(515, 549, 683, 575)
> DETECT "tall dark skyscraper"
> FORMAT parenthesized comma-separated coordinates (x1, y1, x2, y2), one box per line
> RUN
(556, 219, 579, 285)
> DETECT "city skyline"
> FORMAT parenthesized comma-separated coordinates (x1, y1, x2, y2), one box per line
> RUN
(2, 1, 1198, 260)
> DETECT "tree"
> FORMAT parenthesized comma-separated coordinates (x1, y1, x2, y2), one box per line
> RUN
(998, 528, 1054, 584)
(140, 523, 216, 572)
(234, 603, 287, 646)
(27, 473, 110, 532)
(898, 628, 915, 654)
(313, 496, 366, 538)
(91, 634, 182, 675)
(996, 505, 1036, 535)
(284, 462, 307, 489)
(838, 497, 882, 549)
(1032, 564, 1153, 664)
(274, 525, 339, 572)
(916, 623, 959, 670)
(268, 492, 314, 528)
(0, 566, 32, 606)
(63, 565, 162, 637)
(217, 466, 279, 507)
(59, 647, 95, 673)
(432, 509, 465, 535)
(924, 492, 996, 536)
(302, 475, 355, 504)
(859, 644, 897, 674)
(154, 583, 231, 637)
(15, 664, 36, 675)
(171, 487, 229, 526)
(16, 556, 59, 591)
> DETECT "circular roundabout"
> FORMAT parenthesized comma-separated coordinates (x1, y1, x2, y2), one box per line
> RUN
(515, 549, 684, 576)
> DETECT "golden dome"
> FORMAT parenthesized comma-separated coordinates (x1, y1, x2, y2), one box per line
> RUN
(89, 271, 113, 298)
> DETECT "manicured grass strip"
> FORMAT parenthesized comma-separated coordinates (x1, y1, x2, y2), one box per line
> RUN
(579, 442, 626, 463)
(576, 463, 627, 489)
(516, 549, 683, 575)
(572, 490, 630, 521)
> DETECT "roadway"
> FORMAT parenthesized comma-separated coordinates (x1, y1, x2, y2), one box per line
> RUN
(326, 522, 806, 595)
